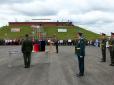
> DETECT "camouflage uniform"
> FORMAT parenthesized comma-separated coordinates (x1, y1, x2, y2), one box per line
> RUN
(100, 33, 107, 62)
(109, 33, 114, 66)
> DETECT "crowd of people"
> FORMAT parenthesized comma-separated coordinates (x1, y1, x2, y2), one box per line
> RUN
(0, 38, 97, 46)
(0, 39, 21, 45)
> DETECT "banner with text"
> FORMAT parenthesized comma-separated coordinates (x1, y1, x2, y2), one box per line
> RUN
(11, 28, 20, 32)
(58, 29, 67, 32)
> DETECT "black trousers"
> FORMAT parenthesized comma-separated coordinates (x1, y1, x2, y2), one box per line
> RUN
(78, 56, 84, 75)
(56, 45, 58, 53)
(110, 50, 114, 64)
(101, 49, 106, 61)
(23, 52, 31, 67)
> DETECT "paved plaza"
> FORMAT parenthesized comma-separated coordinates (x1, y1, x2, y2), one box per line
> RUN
(0, 46, 114, 85)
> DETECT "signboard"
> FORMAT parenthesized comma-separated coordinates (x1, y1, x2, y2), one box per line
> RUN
(58, 29, 67, 32)
(11, 28, 20, 32)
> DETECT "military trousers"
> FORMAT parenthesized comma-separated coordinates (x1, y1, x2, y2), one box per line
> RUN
(23, 52, 31, 67)
(110, 50, 114, 64)
(101, 48, 106, 62)
(77, 56, 84, 75)
(56, 45, 58, 53)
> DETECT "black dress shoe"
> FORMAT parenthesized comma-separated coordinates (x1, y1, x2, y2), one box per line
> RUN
(24, 66, 28, 68)
(110, 64, 114, 66)
(100, 60, 106, 62)
(76, 74, 84, 77)
(27, 66, 30, 68)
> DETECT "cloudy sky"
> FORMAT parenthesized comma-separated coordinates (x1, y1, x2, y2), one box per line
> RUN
(0, 0, 114, 35)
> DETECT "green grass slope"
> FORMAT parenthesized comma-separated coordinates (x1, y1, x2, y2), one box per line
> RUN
(75, 26, 100, 40)
(0, 25, 100, 40)
(44, 26, 100, 40)
(0, 26, 32, 39)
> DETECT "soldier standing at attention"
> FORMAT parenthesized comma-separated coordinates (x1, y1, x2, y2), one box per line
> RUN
(109, 32, 114, 66)
(75, 32, 86, 77)
(100, 33, 107, 62)
(101, 33, 107, 62)
(21, 34, 33, 68)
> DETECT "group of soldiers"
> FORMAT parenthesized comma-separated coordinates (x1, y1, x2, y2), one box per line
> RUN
(21, 32, 114, 77)
(75, 32, 114, 77)
(100, 32, 114, 66)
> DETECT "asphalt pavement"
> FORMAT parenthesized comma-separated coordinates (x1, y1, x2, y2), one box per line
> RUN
(0, 46, 114, 85)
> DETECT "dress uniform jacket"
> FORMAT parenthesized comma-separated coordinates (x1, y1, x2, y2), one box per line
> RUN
(22, 38, 33, 53)
(75, 38, 85, 57)
(101, 39, 107, 50)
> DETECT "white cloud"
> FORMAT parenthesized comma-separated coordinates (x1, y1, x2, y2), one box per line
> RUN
(0, 0, 114, 35)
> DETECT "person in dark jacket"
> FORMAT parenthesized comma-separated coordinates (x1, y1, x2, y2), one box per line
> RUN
(100, 33, 107, 62)
(75, 32, 86, 77)
(21, 34, 33, 68)
(55, 39, 58, 53)
(109, 32, 114, 66)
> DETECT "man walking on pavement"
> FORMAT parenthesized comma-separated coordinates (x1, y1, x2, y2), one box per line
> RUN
(21, 34, 33, 68)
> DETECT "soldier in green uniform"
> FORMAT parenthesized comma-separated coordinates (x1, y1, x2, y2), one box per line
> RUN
(21, 34, 33, 68)
(100, 33, 107, 62)
(75, 32, 86, 77)
(109, 32, 114, 66)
